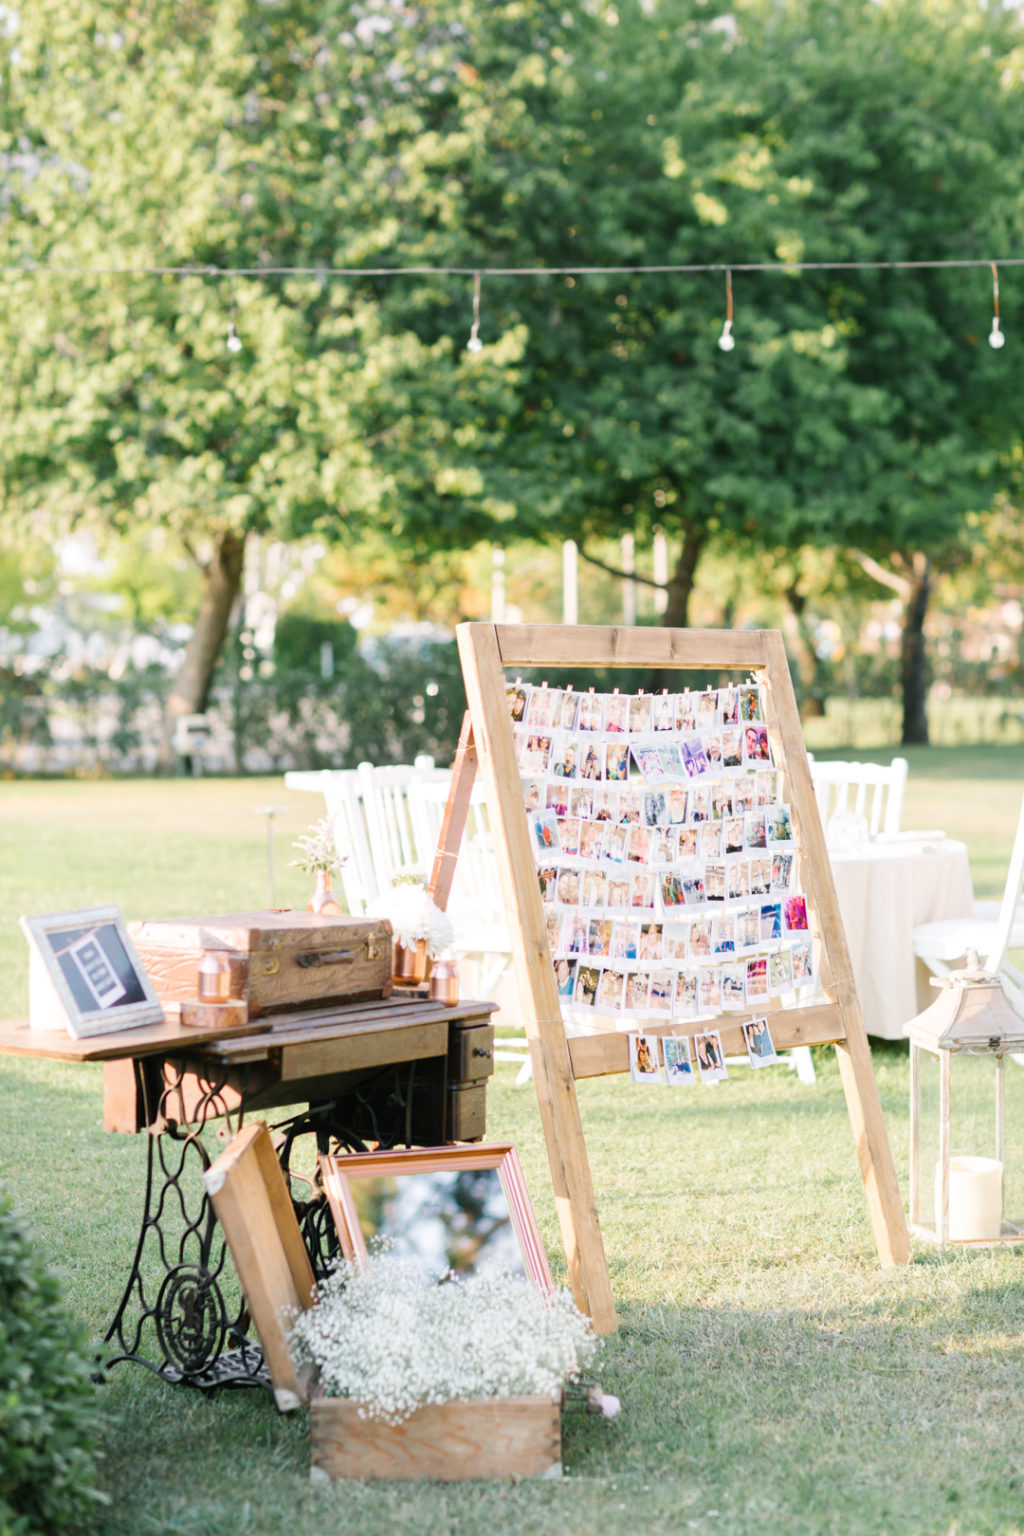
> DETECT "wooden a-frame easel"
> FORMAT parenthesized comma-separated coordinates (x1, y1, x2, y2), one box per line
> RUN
(427, 623, 911, 1335)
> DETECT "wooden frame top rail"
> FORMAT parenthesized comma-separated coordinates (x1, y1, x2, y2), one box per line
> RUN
(493, 623, 773, 671)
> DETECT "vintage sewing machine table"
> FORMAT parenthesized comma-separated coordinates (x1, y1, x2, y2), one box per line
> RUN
(0, 990, 496, 1392)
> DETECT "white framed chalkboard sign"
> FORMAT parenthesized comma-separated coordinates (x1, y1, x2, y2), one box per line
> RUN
(20, 905, 166, 1037)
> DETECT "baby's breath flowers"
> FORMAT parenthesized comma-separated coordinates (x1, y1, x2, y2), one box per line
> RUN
(290, 817, 345, 876)
(369, 880, 454, 958)
(286, 1255, 598, 1424)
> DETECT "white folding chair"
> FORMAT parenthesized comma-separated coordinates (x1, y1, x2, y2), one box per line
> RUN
(913, 789, 1024, 1014)
(808, 755, 909, 838)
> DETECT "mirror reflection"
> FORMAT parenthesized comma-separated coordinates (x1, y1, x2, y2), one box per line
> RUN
(348, 1167, 525, 1278)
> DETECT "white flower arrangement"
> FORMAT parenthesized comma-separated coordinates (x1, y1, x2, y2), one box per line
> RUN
(290, 817, 346, 876)
(369, 879, 454, 958)
(286, 1254, 599, 1425)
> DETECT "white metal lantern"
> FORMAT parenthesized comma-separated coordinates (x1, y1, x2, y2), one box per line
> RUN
(905, 953, 1024, 1245)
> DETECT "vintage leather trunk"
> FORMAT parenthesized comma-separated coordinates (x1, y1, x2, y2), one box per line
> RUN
(129, 911, 392, 1020)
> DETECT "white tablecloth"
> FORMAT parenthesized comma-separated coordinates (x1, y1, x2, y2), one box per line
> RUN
(827, 834, 974, 1040)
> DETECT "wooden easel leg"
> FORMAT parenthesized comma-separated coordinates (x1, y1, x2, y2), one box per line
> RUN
(834, 1030, 912, 1266)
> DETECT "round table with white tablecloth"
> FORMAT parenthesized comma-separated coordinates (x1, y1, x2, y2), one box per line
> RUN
(826, 833, 974, 1040)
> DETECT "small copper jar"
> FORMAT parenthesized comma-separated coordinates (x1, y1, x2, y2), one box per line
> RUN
(197, 949, 232, 1003)
(428, 956, 459, 1005)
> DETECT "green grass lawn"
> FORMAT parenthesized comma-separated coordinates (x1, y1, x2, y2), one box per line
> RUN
(3, 761, 1024, 1536)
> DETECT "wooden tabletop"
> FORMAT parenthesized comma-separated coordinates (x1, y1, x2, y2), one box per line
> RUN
(0, 992, 495, 1065)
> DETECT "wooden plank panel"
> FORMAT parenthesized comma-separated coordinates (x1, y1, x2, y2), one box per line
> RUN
(458, 621, 617, 1334)
(277, 1020, 448, 1080)
(311, 1394, 561, 1482)
(492, 622, 770, 672)
(204, 1121, 316, 1411)
(568, 1002, 846, 1080)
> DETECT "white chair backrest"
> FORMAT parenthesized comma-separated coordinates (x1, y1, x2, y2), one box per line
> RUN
(808, 755, 908, 838)
(982, 789, 1024, 974)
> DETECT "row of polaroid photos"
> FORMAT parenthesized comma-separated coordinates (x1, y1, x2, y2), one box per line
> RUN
(507, 681, 764, 735)
(628, 1018, 778, 1086)
(524, 771, 780, 826)
(530, 806, 794, 864)
(549, 905, 809, 965)
(515, 724, 772, 782)
(539, 860, 806, 916)
(564, 945, 814, 1017)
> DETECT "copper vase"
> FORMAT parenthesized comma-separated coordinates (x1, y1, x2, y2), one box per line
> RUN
(307, 869, 342, 916)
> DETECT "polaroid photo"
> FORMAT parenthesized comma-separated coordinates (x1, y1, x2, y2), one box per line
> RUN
(720, 963, 747, 1009)
(604, 823, 629, 865)
(653, 693, 677, 732)
(575, 965, 600, 1008)
(712, 782, 734, 820)
(658, 744, 687, 781)
(545, 910, 562, 955)
(742, 1016, 779, 1068)
(791, 938, 814, 985)
(759, 902, 783, 941)
(559, 816, 581, 856)
(744, 810, 768, 850)
(719, 687, 739, 726)
(723, 816, 745, 856)
(674, 972, 700, 1019)
(738, 684, 762, 723)
(582, 868, 608, 908)
(592, 784, 619, 822)
(769, 947, 794, 996)
(557, 689, 580, 732)
(648, 970, 674, 1013)
(629, 1031, 663, 1083)
(522, 776, 545, 815)
(596, 967, 626, 1013)
(663, 922, 689, 961)
(507, 682, 531, 723)
(551, 737, 580, 780)
(755, 769, 778, 806)
(530, 809, 561, 856)
(689, 785, 710, 822)
(579, 820, 606, 860)
(735, 905, 760, 951)
(568, 785, 593, 820)
(770, 852, 794, 893)
(588, 917, 613, 957)
(643, 789, 668, 828)
(631, 870, 657, 910)
(562, 912, 589, 954)
(697, 966, 722, 1015)
(688, 914, 712, 960)
(663, 1035, 695, 1085)
(732, 775, 755, 813)
(546, 782, 570, 820)
(721, 727, 743, 770)
(666, 785, 689, 825)
(660, 872, 686, 910)
(694, 1029, 728, 1083)
(676, 825, 699, 861)
(727, 859, 751, 902)
(651, 828, 676, 866)
(767, 803, 794, 844)
(683, 739, 708, 778)
(624, 969, 651, 1013)
(555, 867, 581, 906)
(705, 864, 727, 903)
(696, 690, 719, 728)
(784, 895, 810, 932)
(742, 723, 772, 766)
(749, 856, 772, 896)
(627, 824, 652, 864)
(745, 955, 769, 1003)
(604, 694, 629, 734)
(521, 733, 554, 774)
(629, 695, 653, 734)
(607, 873, 633, 909)
(611, 920, 639, 961)
(579, 741, 606, 782)
(526, 684, 560, 729)
(606, 742, 631, 783)
(712, 913, 737, 955)
(681, 875, 706, 907)
(577, 692, 604, 732)
(632, 743, 665, 784)
(702, 732, 724, 772)
(638, 921, 664, 961)
(618, 785, 644, 825)
(553, 956, 578, 999)
(698, 821, 723, 861)
(677, 692, 697, 733)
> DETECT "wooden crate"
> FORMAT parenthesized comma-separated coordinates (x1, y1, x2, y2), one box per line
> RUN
(310, 1392, 562, 1482)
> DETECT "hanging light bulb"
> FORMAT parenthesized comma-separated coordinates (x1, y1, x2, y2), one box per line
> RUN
(226, 317, 243, 354)
(989, 264, 1006, 350)
(717, 268, 735, 351)
(466, 270, 483, 354)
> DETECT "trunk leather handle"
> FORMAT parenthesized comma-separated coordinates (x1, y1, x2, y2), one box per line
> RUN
(295, 948, 355, 968)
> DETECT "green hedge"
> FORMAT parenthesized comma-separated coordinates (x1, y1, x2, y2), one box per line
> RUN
(0, 1185, 105, 1536)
